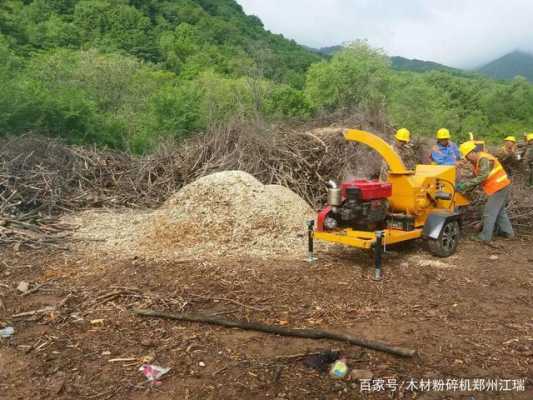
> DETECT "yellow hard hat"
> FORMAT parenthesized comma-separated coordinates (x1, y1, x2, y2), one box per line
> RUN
(395, 128, 410, 143)
(459, 141, 477, 157)
(527, 133, 533, 142)
(504, 136, 516, 142)
(436, 128, 451, 140)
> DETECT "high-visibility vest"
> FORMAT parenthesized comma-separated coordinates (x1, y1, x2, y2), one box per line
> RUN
(474, 152, 511, 195)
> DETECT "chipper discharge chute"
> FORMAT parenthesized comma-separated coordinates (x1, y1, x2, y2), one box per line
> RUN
(308, 129, 470, 280)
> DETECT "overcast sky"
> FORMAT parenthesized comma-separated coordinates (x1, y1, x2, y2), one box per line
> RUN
(237, 0, 533, 68)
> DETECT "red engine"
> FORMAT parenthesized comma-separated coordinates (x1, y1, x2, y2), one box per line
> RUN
(317, 179, 392, 231)
(340, 180, 392, 201)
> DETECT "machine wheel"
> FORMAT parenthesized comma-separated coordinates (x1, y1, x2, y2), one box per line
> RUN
(427, 220, 460, 257)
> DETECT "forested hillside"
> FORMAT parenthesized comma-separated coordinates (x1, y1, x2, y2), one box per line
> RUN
(390, 56, 459, 74)
(478, 50, 533, 82)
(1, 0, 533, 152)
(0, 0, 321, 151)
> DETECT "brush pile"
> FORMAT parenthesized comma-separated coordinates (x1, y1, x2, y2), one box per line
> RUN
(0, 135, 182, 248)
(461, 173, 533, 231)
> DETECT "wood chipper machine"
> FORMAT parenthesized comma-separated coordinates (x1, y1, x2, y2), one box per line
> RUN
(307, 129, 470, 280)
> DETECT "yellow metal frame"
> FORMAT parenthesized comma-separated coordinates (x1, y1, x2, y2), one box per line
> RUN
(314, 228, 422, 249)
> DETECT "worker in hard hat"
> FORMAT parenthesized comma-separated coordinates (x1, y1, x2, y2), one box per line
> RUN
(430, 128, 461, 165)
(525, 133, 533, 186)
(496, 136, 520, 177)
(456, 141, 514, 242)
(380, 128, 416, 181)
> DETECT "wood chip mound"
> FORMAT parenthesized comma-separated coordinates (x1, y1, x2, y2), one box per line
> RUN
(407, 254, 455, 269)
(68, 171, 315, 261)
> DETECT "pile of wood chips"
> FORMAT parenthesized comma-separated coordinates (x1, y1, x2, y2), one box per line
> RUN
(67, 171, 315, 261)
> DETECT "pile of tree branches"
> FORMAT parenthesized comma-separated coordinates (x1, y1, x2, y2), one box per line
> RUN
(176, 122, 383, 206)
(461, 173, 533, 232)
(0, 135, 184, 249)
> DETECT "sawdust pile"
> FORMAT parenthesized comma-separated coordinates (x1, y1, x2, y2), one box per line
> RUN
(69, 171, 315, 260)
(406, 254, 456, 269)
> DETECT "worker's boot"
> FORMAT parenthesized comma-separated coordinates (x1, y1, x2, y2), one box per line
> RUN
(470, 235, 505, 249)
(495, 229, 514, 240)
(469, 235, 488, 243)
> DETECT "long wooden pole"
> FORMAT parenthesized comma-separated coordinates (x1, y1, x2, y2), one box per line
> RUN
(133, 309, 416, 358)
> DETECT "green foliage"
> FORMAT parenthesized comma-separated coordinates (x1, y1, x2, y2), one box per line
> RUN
(305, 41, 390, 113)
(0, 0, 321, 151)
(148, 82, 202, 135)
(389, 70, 533, 142)
(2, 0, 533, 151)
(478, 50, 533, 82)
(388, 73, 449, 134)
(264, 85, 312, 119)
(1, 48, 174, 148)
(0, 74, 103, 145)
(0, 34, 21, 74)
(72, 1, 155, 59)
(390, 56, 460, 74)
(158, 22, 204, 74)
(1, 0, 320, 83)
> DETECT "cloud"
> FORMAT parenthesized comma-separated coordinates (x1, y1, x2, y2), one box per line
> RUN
(237, 0, 533, 68)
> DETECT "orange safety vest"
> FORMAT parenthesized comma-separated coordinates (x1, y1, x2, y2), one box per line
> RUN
(474, 152, 511, 195)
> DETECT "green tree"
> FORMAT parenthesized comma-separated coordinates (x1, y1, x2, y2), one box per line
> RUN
(158, 23, 202, 74)
(263, 84, 312, 118)
(145, 81, 202, 142)
(389, 73, 447, 135)
(305, 41, 391, 113)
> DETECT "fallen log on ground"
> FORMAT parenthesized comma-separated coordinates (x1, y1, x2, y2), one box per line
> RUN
(133, 308, 416, 358)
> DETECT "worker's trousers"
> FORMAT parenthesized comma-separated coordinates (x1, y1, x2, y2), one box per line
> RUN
(479, 186, 514, 241)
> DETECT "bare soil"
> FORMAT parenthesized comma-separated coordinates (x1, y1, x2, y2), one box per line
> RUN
(1, 235, 532, 399)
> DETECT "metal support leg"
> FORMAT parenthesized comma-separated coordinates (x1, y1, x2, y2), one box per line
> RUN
(307, 220, 317, 263)
(373, 231, 384, 281)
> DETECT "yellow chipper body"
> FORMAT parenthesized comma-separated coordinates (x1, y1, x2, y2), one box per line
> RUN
(308, 129, 470, 279)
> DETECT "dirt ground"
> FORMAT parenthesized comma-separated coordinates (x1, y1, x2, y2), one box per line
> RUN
(1, 234, 532, 400)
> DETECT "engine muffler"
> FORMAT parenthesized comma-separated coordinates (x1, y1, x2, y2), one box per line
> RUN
(326, 180, 342, 208)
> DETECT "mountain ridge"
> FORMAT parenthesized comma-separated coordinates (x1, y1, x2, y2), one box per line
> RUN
(390, 56, 459, 73)
(314, 45, 460, 73)
(477, 50, 533, 81)
(315, 44, 533, 81)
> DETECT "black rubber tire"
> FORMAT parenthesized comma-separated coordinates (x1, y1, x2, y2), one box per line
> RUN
(427, 220, 460, 257)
